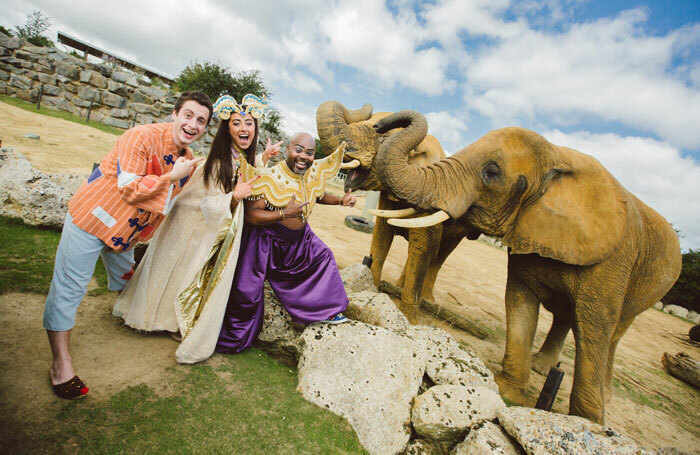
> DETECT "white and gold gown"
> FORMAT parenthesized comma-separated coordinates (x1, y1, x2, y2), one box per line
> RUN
(113, 153, 264, 364)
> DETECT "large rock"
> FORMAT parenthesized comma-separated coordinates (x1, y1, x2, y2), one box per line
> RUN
(663, 305, 689, 319)
(498, 407, 655, 455)
(254, 282, 305, 364)
(346, 291, 409, 331)
(407, 325, 498, 391)
(451, 421, 526, 455)
(339, 263, 378, 293)
(687, 311, 700, 324)
(297, 322, 425, 455)
(0, 148, 71, 228)
(411, 384, 505, 447)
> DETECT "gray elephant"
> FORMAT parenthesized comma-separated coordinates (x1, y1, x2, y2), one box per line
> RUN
(370, 110, 681, 424)
(316, 100, 478, 322)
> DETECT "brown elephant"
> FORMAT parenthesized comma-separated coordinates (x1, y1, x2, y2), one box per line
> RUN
(370, 110, 682, 424)
(316, 100, 478, 322)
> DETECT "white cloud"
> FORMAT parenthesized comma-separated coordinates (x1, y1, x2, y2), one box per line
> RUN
(425, 111, 469, 154)
(543, 130, 700, 251)
(463, 9, 700, 149)
(318, 0, 455, 95)
(275, 101, 318, 138)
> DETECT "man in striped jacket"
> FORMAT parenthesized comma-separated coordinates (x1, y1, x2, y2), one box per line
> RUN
(44, 91, 213, 399)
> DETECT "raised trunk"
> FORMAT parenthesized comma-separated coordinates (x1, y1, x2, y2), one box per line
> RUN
(374, 111, 474, 218)
(316, 100, 372, 156)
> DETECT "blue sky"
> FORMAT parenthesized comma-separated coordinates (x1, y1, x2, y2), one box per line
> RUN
(2, 0, 699, 250)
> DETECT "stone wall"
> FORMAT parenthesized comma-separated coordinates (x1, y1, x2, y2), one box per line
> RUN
(0, 32, 285, 152)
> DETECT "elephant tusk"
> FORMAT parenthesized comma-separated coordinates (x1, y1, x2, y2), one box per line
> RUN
(368, 208, 417, 218)
(387, 210, 450, 228)
(341, 159, 360, 169)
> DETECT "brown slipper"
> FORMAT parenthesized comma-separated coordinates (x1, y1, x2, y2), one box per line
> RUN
(52, 375, 89, 400)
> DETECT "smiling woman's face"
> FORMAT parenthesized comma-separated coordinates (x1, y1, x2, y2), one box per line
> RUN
(228, 112, 256, 150)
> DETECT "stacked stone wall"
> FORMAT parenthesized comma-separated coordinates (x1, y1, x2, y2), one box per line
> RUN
(0, 32, 266, 152)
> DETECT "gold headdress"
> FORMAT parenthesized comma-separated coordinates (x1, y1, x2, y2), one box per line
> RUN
(212, 94, 268, 120)
(239, 142, 347, 218)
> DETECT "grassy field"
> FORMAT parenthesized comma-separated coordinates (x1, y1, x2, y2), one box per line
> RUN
(0, 215, 367, 454)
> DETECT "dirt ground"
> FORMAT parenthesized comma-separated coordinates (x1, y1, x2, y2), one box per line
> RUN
(1, 102, 698, 453)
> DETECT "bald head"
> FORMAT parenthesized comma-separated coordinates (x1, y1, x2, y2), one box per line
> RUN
(286, 132, 316, 174)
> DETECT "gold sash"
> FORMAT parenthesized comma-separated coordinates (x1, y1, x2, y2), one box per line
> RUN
(176, 201, 243, 338)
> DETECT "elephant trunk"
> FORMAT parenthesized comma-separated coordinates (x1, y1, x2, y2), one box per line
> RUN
(316, 100, 372, 156)
(374, 111, 475, 218)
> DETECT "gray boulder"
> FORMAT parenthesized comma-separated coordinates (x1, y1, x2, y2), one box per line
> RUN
(411, 384, 505, 447)
(297, 322, 425, 455)
(498, 406, 655, 455)
(407, 325, 497, 391)
(451, 421, 526, 455)
(254, 282, 305, 364)
(346, 291, 410, 332)
(663, 305, 689, 319)
(0, 147, 73, 228)
(339, 262, 378, 293)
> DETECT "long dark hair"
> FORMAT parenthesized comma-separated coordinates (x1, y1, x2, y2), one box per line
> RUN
(203, 115, 259, 193)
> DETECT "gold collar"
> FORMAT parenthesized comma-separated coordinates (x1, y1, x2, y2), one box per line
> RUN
(239, 142, 346, 217)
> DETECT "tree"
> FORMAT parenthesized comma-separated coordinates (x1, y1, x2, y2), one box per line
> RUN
(175, 61, 282, 133)
(14, 10, 54, 47)
(662, 249, 700, 313)
(0, 25, 12, 37)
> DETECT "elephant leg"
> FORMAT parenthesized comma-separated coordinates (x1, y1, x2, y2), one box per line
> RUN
(531, 310, 571, 375)
(400, 225, 441, 323)
(396, 269, 406, 290)
(569, 296, 623, 425)
(368, 197, 395, 287)
(604, 316, 634, 404)
(422, 232, 462, 302)
(495, 274, 540, 405)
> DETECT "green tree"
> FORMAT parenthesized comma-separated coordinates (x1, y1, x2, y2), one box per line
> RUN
(0, 25, 13, 36)
(175, 61, 282, 133)
(14, 9, 54, 47)
(662, 249, 700, 312)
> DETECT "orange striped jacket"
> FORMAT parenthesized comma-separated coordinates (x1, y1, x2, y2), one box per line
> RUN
(68, 122, 196, 252)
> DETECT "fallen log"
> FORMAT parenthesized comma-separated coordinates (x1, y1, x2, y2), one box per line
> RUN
(378, 280, 490, 340)
(661, 352, 700, 389)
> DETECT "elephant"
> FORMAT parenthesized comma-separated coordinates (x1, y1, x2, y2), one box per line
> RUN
(316, 100, 478, 322)
(369, 110, 682, 424)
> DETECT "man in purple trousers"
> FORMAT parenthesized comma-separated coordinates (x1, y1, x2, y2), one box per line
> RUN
(216, 133, 356, 353)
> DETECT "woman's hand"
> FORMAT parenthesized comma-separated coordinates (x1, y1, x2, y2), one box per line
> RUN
(261, 138, 283, 164)
(233, 173, 260, 202)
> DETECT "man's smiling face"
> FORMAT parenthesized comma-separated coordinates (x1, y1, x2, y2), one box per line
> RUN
(286, 133, 316, 175)
(171, 100, 210, 149)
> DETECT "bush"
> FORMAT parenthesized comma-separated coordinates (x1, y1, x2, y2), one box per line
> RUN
(13, 10, 54, 47)
(662, 249, 700, 313)
(0, 25, 12, 36)
(175, 62, 283, 134)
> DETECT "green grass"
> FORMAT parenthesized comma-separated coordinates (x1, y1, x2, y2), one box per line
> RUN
(0, 94, 124, 136)
(28, 350, 366, 455)
(0, 216, 110, 295)
(1, 217, 367, 454)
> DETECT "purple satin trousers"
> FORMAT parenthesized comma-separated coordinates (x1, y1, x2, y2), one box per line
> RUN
(216, 222, 348, 354)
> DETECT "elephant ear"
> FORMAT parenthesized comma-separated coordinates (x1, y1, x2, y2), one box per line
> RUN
(503, 147, 627, 266)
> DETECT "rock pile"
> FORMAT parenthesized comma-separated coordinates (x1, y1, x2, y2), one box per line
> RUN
(253, 263, 684, 455)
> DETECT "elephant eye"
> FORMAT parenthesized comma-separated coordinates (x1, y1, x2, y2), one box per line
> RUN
(482, 162, 501, 183)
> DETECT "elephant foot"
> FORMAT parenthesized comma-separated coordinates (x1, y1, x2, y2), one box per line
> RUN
(495, 372, 527, 405)
(569, 402, 605, 425)
(531, 351, 559, 375)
